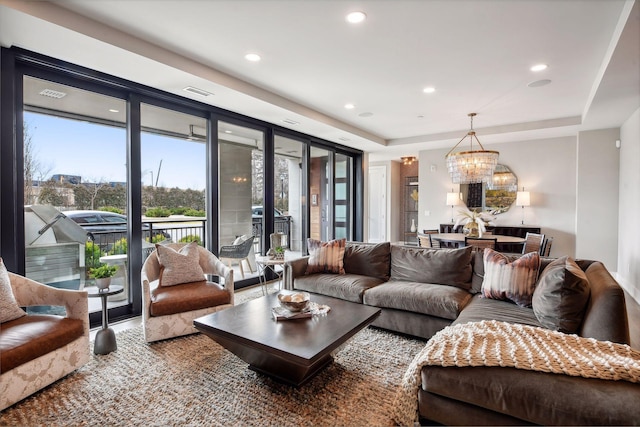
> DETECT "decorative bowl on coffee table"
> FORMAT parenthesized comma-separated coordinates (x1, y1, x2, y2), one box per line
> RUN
(278, 292, 310, 312)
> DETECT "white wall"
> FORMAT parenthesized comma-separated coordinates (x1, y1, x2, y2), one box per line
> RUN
(618, 107, 640, 302)
(418, 136, 579, 258)
(576, 128, 620, 270)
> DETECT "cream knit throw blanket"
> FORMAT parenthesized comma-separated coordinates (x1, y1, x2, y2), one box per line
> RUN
(391, 320, 640, 426)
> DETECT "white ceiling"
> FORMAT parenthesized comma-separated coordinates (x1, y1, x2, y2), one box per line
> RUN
(1, 0, 639, 162)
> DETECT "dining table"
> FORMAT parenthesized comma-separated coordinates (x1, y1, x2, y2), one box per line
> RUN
(430, 233, 525, 249)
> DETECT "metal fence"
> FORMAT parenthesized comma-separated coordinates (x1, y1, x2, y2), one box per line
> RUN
(252, 216, 291, 254)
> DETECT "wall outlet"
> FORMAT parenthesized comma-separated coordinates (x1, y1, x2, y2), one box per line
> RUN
(424, 210, 430, 216)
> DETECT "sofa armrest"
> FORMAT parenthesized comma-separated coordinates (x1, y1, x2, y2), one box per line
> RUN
(8, 272, 89, 331)
(284, 256, 310, 290)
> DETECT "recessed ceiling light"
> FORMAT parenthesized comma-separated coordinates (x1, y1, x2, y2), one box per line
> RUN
(423, 87, 436, 94)
(339, 137, 351, 142)
(108, 109, 119, 113)
(344, 103, 355, 110)
(528, 79, 552, 88)
(245, 53, 261, 62)
(530, 64, 548, 72)
(224, 130, 232, 134)
(346, 11, 366, 24)
(282, 118, 299, 125)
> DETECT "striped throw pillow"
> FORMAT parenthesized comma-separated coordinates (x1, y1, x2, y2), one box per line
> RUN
(306, 238, 346, 275)
(481, 248, 541, 307)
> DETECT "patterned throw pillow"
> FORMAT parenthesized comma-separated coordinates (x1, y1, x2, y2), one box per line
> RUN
(0, 257, 27, 323)
(305, 238, 346, 275)
(481, 249, 541, 307)
(156, 242, 205, 287)
(532, 256, 591, 333)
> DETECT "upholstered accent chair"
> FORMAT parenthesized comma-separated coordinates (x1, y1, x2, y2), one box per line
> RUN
(141, 243, 234, 343)
(0, 273, 89, 410)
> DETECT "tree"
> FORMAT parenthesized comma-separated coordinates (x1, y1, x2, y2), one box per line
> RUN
(23, 121, 53, 205)
(38, 179, 65, 207)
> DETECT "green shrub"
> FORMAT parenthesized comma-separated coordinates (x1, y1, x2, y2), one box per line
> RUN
(145, 207, 171, 218)
(99, 206, 124, 214)
(170, 207, 187, 215)
(147, 233, 168, 244)
(85, 240, 104, 269)
(184, 208, 205, 217)
(108, 238, 128, 255)
(178, 235, 202, 245)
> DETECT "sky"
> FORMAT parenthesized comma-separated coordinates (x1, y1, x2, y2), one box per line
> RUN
(25, 112, 207, 190)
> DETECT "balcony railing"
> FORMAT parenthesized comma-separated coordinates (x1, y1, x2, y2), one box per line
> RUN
(252, 216, 291, 254)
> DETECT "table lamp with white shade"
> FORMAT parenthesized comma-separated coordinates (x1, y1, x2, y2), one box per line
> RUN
(516, 188, 530, 225)
(446, 191, 463, 223)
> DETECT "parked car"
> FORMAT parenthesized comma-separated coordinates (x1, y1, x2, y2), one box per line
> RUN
(251, 206, 285, 218)
(64, 210, 169, 249)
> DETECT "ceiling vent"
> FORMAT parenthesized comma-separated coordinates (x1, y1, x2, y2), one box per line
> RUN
(183, 86, 213, 97)
(39, 89, 67, 99)
(282, 118, 299, 125)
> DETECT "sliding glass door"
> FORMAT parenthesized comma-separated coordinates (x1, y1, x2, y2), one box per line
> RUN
(23, 76, 127, 314)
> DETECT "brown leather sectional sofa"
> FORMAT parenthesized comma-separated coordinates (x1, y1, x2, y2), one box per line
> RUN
(285, 241, 638, 425)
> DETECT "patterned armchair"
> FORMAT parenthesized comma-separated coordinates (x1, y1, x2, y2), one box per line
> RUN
(0, 273, 89, 410)
(141, 243, 234, 343)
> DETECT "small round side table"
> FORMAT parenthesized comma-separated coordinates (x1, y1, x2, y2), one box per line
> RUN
(86, 284, 124, 355)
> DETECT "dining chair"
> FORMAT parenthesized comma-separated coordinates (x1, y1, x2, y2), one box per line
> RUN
(541, 236, 554, 256)
(464, 236, 497, 252)
(522, 232, 545, 255)
(418, 230, 440, 248)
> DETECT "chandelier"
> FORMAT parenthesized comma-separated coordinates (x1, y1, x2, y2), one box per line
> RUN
(401, 156, 417, 165)
(445, 113, 499, 184)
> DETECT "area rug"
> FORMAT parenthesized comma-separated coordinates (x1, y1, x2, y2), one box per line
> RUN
(0, 297, 425, 426)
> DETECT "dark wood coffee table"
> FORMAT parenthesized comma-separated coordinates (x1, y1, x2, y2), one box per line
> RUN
(194, 293, 381, 386)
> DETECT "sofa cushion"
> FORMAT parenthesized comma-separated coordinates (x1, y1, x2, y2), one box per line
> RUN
(305, 238, 346, 274)
(0, 258, 26, 324)
(390, 246, 473, 290)
(364, 280, 472, 320)
(294, 273, 384, 303)
(149, 280, 230, 316)
(532, 256, 590, 333)
(344, 241, 390, 281)
(482, 249, 540, 307)
(0, 314, 85, 373)
(156, 242, 205, 287)
(453, 294, 544, 328)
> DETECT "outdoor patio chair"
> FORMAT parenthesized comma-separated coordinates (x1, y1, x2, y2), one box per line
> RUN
(219, 235, 255, 279)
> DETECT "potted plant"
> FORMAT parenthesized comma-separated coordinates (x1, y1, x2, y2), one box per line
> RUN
(89, 263, 118, 290)
(273, 246, 285, 260)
